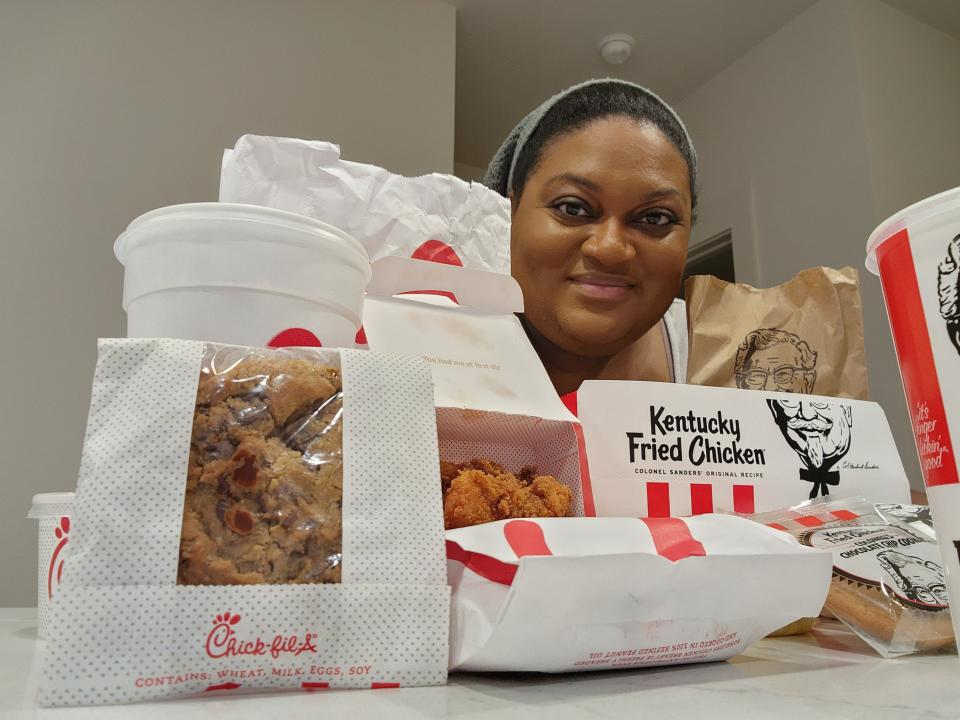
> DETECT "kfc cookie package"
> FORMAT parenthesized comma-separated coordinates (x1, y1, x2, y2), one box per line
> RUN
(40, 339, 449, 707)
(361, 257, 586, 526)
(751, 497, 955, 657)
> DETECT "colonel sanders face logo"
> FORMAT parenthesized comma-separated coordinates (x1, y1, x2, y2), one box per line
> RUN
(735, 329, 817, 394)
(877, 550, 948, 606)
(876, 504, 932, 526)
(938, 233, 960, 354)
(768, 399, 853, 498)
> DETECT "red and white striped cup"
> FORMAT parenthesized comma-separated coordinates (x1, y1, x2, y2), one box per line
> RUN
(27, 493, 74, 639)
(867, 186, 960, 644)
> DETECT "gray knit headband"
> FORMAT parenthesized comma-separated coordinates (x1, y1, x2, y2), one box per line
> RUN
(482, 78, 697, 198)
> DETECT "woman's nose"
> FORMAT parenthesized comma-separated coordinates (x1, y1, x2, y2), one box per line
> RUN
(581, 219, 636, 265)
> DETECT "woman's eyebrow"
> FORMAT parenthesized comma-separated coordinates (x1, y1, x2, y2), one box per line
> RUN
(547, 173, 602, 192)
(643, 188, 685, 202)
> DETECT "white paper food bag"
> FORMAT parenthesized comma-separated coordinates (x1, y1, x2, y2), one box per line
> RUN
(220, 135, 511, 274)
(447, 515, 832, 672)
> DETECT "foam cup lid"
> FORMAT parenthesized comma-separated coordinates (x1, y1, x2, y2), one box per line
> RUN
(28, 492, 75, 518)
(114, 202, 369, 272)
(866, 186, 960, 274)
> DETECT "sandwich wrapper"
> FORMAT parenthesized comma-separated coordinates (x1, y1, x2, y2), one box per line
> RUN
(40, 339, 449, 707)
(446, 516, 832, 672)
(361, 258, 831, 672)
(219, 134, 510, 274)
(576, 380, 911, 518)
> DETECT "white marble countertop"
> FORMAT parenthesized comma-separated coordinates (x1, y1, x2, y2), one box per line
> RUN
(1, 608, 956, 719)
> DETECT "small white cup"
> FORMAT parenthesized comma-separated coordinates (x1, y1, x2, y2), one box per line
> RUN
(115, 203, 372, 349)
(27, 493, 74, 639)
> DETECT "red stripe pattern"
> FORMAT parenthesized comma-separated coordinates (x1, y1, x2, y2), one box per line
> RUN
(573, 423, 596, 517)
(876, 229, 959, 487)
(640, 517, 707, 562)
(646, 482, 671, 517)
(205, 682, 242, 692)
(445, 540, 517, 586)
(503, 520, 553, 557)
(732, 485, 755, 514)
(643, 481, 759, 516)
(689, 484, 713, 515)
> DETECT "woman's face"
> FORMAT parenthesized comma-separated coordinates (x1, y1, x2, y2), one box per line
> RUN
(510, 116, 692, 357)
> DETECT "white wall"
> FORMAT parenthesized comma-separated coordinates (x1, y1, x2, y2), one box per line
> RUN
(454, 162, 486, 183)
(850, 0, 960, 220)
(0, 0, 455, 607)
(678, 0, 876, 290)
(677, 0, 960, 492)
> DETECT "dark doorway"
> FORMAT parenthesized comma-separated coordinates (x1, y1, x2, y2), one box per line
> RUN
(680, 231, 735, 298)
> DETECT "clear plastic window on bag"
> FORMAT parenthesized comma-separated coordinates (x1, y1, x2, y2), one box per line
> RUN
(177, 344, 343, 585)
(750, 497, 954, 657)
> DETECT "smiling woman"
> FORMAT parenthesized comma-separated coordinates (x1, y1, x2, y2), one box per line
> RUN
(484, 79, 698, 400)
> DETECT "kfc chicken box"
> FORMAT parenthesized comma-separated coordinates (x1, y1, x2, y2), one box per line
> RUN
(361, 257, 587, 525)
(575, 381, 911, 518)
(40, 339, 449, 707)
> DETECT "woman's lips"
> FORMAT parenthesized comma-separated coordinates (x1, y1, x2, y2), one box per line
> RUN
(570, 275, 634, 301)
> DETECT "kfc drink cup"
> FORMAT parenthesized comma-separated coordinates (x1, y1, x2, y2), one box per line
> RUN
(116, 203, 371, 349)
(27, 493, 74, 640)
(866, 186, 960, 643)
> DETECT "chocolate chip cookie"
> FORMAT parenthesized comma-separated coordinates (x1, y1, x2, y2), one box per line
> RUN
(178, 350, 343, 585)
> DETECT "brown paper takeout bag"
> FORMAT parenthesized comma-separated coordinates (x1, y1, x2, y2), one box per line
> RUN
(685, 266, 869, 400)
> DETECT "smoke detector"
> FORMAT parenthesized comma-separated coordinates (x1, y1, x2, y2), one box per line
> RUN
(598, 33, 634, 65)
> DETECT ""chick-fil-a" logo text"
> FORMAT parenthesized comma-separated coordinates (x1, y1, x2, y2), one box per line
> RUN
(205, 612, 318, 660)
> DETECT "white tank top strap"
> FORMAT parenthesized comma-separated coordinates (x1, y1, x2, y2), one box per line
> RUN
(660, 298, 688, 383)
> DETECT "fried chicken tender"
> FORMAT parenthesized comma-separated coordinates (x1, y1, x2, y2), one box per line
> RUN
(441, 460, 573, 530)
(441, 458, 509, 495)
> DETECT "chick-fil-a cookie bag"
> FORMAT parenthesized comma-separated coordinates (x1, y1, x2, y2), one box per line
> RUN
(41, 339, 449, 706)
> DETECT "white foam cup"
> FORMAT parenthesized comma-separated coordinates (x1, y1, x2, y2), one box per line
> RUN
(115, 203, 371, 349)
(27, 493, 74, 639)
(867, 186, 960, 643)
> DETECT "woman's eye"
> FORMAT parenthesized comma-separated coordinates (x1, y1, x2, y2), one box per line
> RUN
(552, 200, 591, 218)
(636, 210, 677, 226)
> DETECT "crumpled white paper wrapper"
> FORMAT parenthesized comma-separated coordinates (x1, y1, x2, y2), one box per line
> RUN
(220, 135, 511, 274)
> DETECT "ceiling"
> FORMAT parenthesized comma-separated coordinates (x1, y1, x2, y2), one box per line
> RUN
(450, 0, 818, 169)
(883, 0, 960, 40)
(450, 0, 960, 172)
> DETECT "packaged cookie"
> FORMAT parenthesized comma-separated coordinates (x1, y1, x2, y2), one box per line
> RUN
(179, 348, 344, 585)
(41, 339, 449, 707)
(751, 497, 955, 657)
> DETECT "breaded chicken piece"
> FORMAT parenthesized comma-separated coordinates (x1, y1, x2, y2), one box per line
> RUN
(442, 465, 573, 530)
(441, 458, 509, 495)
(440, 460, 461, 495)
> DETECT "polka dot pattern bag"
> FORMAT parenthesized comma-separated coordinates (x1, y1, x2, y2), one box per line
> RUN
(40, 339, 449, 706)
